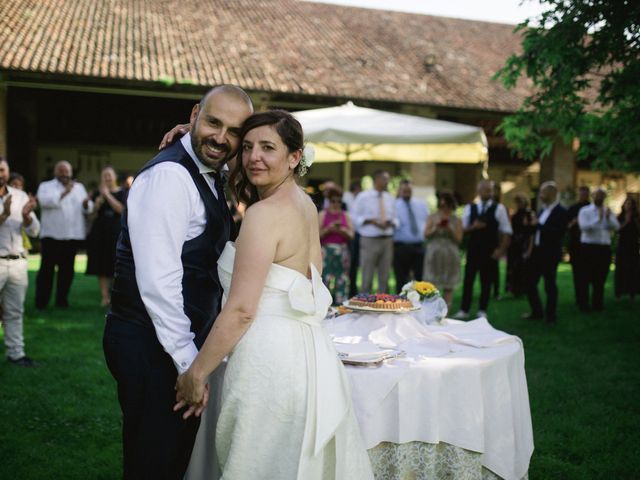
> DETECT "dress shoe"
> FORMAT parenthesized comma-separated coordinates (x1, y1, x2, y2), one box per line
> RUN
(8, 356, 36, 367)
(521, 312, 543, 320)
(452, 310, 470, 320)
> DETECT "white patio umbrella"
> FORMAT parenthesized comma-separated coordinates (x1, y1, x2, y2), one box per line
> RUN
(293, 102, 488, 189)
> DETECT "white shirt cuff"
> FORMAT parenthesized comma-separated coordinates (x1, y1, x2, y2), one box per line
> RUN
(172, 342, 199, 374)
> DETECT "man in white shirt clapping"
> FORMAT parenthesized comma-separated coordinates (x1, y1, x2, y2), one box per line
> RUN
(577, 187, 620, 312)
(35, 161, 92, 309)
(0, 157, 40, 366)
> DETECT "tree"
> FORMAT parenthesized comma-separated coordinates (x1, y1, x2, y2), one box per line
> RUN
(495, 0, 640, 171)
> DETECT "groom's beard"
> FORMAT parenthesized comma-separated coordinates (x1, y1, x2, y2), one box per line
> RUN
(191, 135, 232, 170)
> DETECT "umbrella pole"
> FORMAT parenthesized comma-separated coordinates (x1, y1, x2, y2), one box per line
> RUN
(343, 152, 351, 191)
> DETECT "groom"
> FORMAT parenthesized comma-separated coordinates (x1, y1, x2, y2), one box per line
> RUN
(103, 85, 253, 479)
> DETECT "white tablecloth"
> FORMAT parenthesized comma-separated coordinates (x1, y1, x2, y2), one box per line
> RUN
(327, 313, 534, 480)
(187, 314, 534, 480)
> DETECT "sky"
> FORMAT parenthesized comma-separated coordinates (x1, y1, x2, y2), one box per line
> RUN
(306, 0, 547, 25)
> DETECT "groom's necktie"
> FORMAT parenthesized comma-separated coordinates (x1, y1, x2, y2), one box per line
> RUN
(207, 171, 227, 206)
(378, 191, 387, 223)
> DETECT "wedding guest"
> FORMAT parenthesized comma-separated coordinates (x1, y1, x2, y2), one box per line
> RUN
(567, 186, 591, 305)
(506, 193, 534, 296)
(522, 182, 568, 324)
(346, 179, 362, 296)
(352, 170, 399, 293)
(577, 188, 620, 312)
(0, 158, 40, 367)
(490, 182, 503, 299)
(342, 178, 362, 212)
(453, 180, 512, 320)
(393, 179, 429, 293)
(35, 160, 92, 309)
(423, 191, 462, 308)
(9, 172, 34, 252)
(614, 196, 640, 301)
(104, 85, 254, 480)
(86, 166, 126, 306)
(319, 180, 344, 211)
(318, 186, 354, 305)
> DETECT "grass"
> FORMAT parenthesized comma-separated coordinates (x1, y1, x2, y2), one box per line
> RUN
(0, 257, 638, 479)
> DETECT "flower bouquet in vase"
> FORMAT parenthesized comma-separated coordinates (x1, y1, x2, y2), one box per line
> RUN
(401, 281, 448, 325)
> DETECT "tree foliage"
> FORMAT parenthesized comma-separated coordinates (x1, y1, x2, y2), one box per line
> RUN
(495, 0, 640, 171)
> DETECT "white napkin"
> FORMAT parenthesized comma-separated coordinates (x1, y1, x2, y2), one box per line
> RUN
(397, 336, 451, 359)
(426, 317, 520, 348)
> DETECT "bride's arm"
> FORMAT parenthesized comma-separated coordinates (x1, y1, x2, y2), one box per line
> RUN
(175, 203, 279, 416)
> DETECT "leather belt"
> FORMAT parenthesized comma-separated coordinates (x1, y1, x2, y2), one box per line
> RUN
(0, 254, 24, 260)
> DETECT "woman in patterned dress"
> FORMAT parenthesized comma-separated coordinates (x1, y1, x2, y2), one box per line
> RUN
(318, 186, 354, 305)
(423, 191, 463, 308)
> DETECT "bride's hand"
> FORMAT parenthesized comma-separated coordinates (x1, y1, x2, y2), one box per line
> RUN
(174, 370, 210, 419)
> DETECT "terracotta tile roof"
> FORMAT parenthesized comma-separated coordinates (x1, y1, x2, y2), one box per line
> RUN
(0, 0, 532, 111)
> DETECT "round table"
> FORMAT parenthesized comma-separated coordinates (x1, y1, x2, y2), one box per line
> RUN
(186, 313, 533, 480)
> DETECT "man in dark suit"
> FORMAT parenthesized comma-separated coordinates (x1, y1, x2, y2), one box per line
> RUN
(103, 85, 253, 480)
(523, 181, 568, 324)
(453, 180, 512, 320)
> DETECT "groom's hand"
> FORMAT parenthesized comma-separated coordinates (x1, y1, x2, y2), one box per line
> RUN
(174, 372, 210, 420)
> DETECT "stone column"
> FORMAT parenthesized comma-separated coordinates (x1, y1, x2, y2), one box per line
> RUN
(540, 137, 576, 192)
(410, 162, 436, 203)
(410, 162, 436, 186)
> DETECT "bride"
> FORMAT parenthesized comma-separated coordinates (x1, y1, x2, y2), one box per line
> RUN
(174, 110, 373, 479)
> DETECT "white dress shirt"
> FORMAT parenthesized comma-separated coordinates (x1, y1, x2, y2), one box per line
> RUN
(0, 186, 40, 255)
(127, 133, 219, 373)
(394, 197, 429, 243)
(534, 200, 559, 246)
(352, 188, 399, 237)
(342, 191, 356, 212)
(461, 199, 513, 235)
(578, 203, 620, 245)
(37, 178, 92, 240)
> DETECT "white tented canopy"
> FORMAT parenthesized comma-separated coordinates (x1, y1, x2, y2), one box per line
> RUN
(293, 102, 488, 164)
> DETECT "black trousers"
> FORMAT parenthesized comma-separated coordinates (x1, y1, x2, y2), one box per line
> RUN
(569, 243, 583, 306)
(576, 243, 611, 311)
(35, 238, 82, 308)
(348, 233, 361, 297)
(393, 242, 425, 293)
(526, 248, 560, 321)
(103, 319, 201, 480)
(460, 252, 495, 312)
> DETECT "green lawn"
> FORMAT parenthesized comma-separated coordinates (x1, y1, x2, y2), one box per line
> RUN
(0, 257, 638, 479)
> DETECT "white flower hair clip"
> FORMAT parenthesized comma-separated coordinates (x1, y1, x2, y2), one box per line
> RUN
(298, 145, 315, 177)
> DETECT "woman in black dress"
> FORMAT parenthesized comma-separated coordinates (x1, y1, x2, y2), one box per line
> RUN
(506, 193, 534, 296)
(615, 196, 640, 301)
(86, 166, 126, 306)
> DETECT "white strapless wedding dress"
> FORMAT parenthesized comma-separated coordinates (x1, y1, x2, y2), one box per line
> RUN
(212, 242, 373, 479)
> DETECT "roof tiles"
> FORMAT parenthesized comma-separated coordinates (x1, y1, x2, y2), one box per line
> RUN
(0, 0, 533, 111)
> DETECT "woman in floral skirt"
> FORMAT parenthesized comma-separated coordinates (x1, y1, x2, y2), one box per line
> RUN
(318, 186, 354, 305)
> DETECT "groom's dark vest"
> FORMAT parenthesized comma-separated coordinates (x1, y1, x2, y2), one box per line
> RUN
(467, 202, 499, 257)
(107, 141, 232, 348)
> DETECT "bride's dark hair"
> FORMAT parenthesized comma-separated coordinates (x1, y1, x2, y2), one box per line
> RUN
(229, 109, 304, 207)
